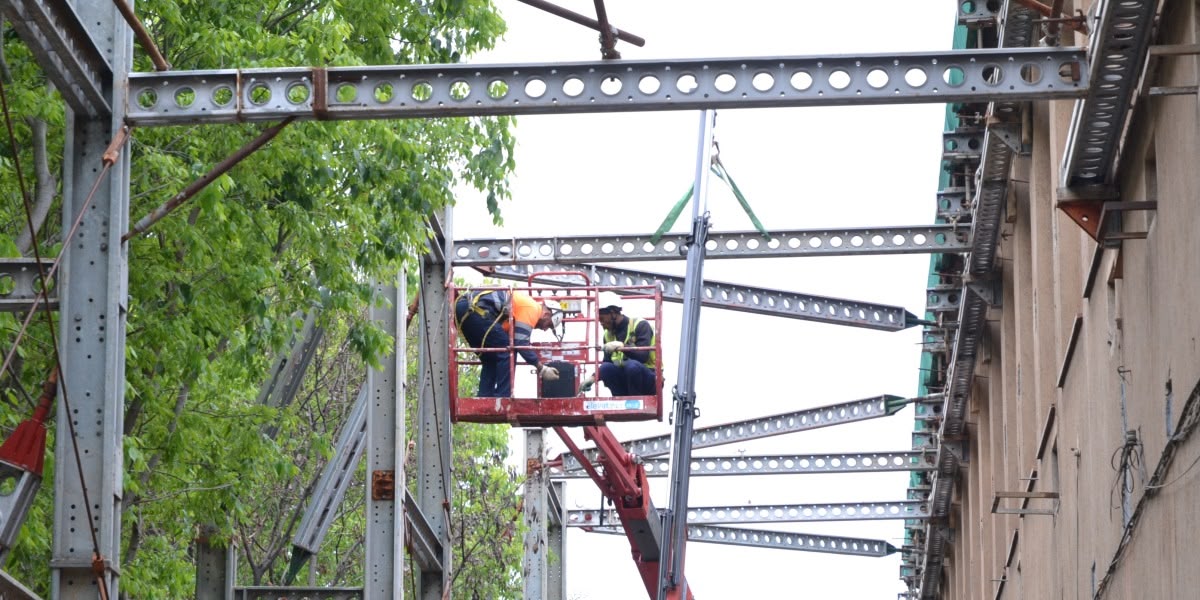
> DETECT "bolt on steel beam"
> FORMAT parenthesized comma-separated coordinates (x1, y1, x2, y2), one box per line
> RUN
(485, 263, 923, 332)
(588, 525, 898, 558)
(125, 48, 1088, 126)
(3, 0, 111, 117)
(567, 501, 930, 527)
(453, 224, 970, 266)
(560, 394, 916, 472)
(552, 451, 937, 478)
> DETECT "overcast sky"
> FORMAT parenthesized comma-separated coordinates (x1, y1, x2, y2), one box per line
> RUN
(452, 2, 958, 597)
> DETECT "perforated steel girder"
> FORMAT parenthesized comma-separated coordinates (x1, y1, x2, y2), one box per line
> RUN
(486, 263, 922, 331)
(552, 451, 936, 478)
(567, 501, 930, 527)
(1061, 0, 1158, 187)
(2, 0, 110, 117)
(125, 48, 1088, 126)
(917, 2, 1043, 598)
(589, 525, 898, 558)
(0, 259, 57, 312)
(560, 394, 913, 472)
(453, 225, 970, 266)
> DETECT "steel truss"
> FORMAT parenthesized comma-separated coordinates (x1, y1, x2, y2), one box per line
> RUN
(3, 0, 1156, 597)
(551, 450, 937, 478)
(590, 525, 898, 558)
(485, 263, 922, 332)
(124, 48, 1088, 126)
(560, 394, 915, 472)
(568, 500, 930, 527)
(1, 0, 110, 117)
(452, 225, 971, 265)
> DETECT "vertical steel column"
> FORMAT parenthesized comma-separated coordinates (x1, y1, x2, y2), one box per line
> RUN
(522, 429, 549, 600)
(417, 211, 453, 599)
(657, 110, 716, 600)
(547, 480, 566, 600)
(51, 3, 130, 598)
(193, 526, 232, 600)
(364, 278, 405, 599)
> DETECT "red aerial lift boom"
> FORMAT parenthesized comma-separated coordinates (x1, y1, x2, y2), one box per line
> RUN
(552, 425, 695, 600)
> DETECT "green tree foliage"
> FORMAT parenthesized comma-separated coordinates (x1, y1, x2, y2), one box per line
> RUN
(0, 1, 520, 596)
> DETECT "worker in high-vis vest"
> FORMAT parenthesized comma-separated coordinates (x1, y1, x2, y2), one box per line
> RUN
(582, 304, 657, 396)
(455, 290, 562, 397)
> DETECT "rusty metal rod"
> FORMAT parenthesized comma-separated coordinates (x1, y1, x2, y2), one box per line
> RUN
(1012, 0, 1088, 34)
(123, 118, 294, 242)
(592, 0, 619, 58)
(514, 0, 646, 47)
(110, 0, 171, 71)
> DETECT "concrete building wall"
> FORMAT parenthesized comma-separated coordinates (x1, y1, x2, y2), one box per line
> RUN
(942, 1, 1200, 598)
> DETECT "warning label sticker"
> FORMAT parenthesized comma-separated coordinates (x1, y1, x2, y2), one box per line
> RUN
(584, 399, 645, 411)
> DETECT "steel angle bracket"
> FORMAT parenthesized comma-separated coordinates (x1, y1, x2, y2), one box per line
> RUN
(964, 276, 1000, 307)
(987, 120, 1028, 155)
(481, 263, 922, 332)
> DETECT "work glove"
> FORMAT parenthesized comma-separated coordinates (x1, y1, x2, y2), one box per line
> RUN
(579, 372, 596, 393)
(603, 340, 625, 353)
(538, 364, 560, 382)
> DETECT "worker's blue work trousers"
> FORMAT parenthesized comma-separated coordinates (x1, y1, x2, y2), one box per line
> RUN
(599, 359, 656, 396)
(455, 297, 512, 397)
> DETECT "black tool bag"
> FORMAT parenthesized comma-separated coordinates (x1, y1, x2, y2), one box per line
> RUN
(540, 360, 577, 398)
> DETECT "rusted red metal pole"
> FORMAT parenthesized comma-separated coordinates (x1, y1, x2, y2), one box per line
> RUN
(123, 118, 295, 242)
(110, 0, 171, 71)
(514, 0, 646, 48)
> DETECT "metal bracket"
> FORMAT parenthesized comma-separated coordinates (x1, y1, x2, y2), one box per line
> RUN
(964, 277, 1001, 307)
(987, 121, 1028, 156)
(942, 128, 984, 164)
(371, 470, 395, 501)
(990, 491, 1059, 515)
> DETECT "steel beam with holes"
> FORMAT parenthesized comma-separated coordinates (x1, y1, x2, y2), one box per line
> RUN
(3, 0, 111, 117)
(453, 225, 970, 266)
(568, 501, 930, 527)
(234, 588, 363, 600)
(559, 394, 914, 472)
(917, 3, 1043, 598)
(485, 263, 922, 331)
(588, 525, 897, 558)
(1061, 0, 1158, 187)
(552, 450, 936, 479)
(125, 48, 1089, 126)
(0, 259, 57, 312)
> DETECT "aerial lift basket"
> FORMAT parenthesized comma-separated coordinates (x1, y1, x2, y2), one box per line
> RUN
(449, 271, 664, 427)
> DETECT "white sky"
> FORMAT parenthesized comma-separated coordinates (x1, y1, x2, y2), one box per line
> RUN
(452, 2, 957, 597)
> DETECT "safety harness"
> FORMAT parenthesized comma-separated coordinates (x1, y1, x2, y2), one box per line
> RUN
(456, 290, 509, 345)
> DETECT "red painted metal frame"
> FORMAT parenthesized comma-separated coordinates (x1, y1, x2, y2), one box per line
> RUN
(555, 426, 694, 600)
(449, 274, 664, 426)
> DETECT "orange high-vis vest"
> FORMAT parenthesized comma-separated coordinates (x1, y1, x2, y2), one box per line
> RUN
(505, 293, 544, 334)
